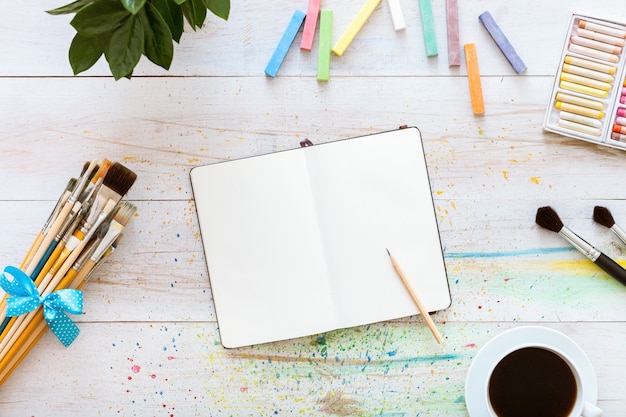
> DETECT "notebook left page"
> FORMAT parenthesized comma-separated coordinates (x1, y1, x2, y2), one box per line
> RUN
(190, 151, 336, 348)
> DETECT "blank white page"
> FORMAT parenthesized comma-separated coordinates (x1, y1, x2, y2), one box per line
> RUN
(190, 152, 335, 348)
(304, 128, 450, 328)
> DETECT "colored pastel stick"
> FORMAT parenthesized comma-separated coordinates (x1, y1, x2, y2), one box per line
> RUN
(317, 9, 333, 81)
(577, 28, 625, 47)
(445, 0, 460, 66)
(560, 73, 611, 91)
(265, 10, 306, 78)
(332, 0, 382, 56)
(568, 44, 619, 63)
(558, 119, 601, 136)
(555, 92, 604, 111)
(300, 0, 321, 51)
(562, 63, 614, 83)
(579, 20, 626, 39)
(418, 0, 438, 57)
(611, 132, 626, 141)
(478, 11, 526, 74)
(464, 43, 484, 115)
(614, 124, 626, 134)
(555, 101, 604, 119)
(559, 80, 608, 98)
(564, 55, 616, 74)
(570, 36, 622, 55)
(386, 0, 406, 31)
(560, 111, 602, 128)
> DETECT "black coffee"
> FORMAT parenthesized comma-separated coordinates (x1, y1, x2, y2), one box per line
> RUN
(488, 347, 577, 417)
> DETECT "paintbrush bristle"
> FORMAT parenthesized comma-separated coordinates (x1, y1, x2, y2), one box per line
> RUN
(102, 162, 137, 197)
(593, 206, 615, 229)
(113, 202, 137, 226)
(535, 206, 564, 233)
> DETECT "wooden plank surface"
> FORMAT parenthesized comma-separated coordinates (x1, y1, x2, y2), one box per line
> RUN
(1, 0, 626, 415)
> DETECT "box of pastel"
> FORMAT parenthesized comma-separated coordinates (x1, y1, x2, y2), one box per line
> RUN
(0, 159, 137, 386)
(544, 14, 626, 150)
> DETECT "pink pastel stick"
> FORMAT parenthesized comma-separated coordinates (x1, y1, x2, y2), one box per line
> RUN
(617, 107, 626, 117)
(445, 0, 460, 66)
(612, 132, 626, 141)
(300, 0, 321, 51)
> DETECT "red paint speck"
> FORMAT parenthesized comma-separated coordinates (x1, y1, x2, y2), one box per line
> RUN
(504, 278, 511, 282)
(167, 356, 176, 360)
(131, 365, 141, 373)
(478, 305, 483, 309)
(240, 387, 248, 392)
(465, 343, 476, 348)
(151, 374, 157, 379)
(127, 376, 132, 380)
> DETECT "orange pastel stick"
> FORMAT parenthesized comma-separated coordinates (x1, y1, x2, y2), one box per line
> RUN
(464, 43, 484, 115)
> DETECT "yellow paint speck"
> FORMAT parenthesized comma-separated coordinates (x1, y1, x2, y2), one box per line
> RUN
(530, 177, 541, 184)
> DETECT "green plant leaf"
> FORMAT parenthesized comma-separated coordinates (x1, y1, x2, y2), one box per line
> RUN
(181, 0, 206, 29)
(138, 3, 173, 70)
(46, 0, 96, 15)
(150, 0, 183, 42)
(121, 0, 147, 15)
(203, 0, 229, 20)
(172, 0, 186, 5)
(71, 0, 131, 35)
(105, 14, 144, 79)
(68, 32, 104, 74)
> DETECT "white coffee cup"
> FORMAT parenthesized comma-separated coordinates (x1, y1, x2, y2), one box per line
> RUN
(484, 343, 602, 417)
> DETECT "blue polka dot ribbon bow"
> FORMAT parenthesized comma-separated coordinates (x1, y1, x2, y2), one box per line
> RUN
(0, 266, 83, 347)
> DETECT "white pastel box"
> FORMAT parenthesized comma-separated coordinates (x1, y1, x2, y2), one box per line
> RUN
(544, 14, 626, 150)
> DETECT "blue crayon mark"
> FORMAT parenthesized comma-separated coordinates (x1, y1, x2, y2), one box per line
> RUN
(445, 247, 572, 259)
(265, 10, 306, 77)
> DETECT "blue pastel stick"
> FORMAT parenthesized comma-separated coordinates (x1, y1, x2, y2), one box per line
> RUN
(265, 10, 306, 77)
(479, 11, 527, 74)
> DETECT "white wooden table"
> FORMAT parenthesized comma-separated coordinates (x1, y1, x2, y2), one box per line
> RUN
(1, 0, 625, 415)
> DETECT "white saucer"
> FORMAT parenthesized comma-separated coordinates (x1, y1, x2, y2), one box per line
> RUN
(465, 326, 598, 416)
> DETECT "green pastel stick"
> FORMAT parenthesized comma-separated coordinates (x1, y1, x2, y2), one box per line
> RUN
(317, 9, 333, 81)
(418, 0, 438, 57)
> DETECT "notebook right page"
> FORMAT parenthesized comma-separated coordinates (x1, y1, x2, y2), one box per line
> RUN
(304, 127, 451, 329)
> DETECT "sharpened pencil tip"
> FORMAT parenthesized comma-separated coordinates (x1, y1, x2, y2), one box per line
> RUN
(386, 248, 390, 256)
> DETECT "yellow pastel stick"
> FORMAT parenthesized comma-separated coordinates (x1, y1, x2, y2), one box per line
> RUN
(560, 72, 612, 91)
(332, 0, 381, 56)
(559, 80, 609, 98)
(555, 101, 604, 119)
(564, 55, 616, 74)
(555, 92, 604, 110)
(562, 63, 614, 83)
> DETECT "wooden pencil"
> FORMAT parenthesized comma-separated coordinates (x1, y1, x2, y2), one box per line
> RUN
(386, 249, 444, 344)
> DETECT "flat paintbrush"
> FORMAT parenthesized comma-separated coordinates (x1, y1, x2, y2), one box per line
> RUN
(593, 206, 626, 246)
(535, 206, 626, 286)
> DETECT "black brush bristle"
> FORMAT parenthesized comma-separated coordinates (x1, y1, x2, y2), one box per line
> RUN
(593, 206, 615, 229)
(102, 162, 137, 197)
(535, 206, 564, 233)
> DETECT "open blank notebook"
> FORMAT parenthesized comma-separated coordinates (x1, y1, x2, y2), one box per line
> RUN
(190, 127, 451, 348)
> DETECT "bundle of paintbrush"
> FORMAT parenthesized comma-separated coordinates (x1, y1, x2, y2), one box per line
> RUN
(0, 159, 137, 386)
